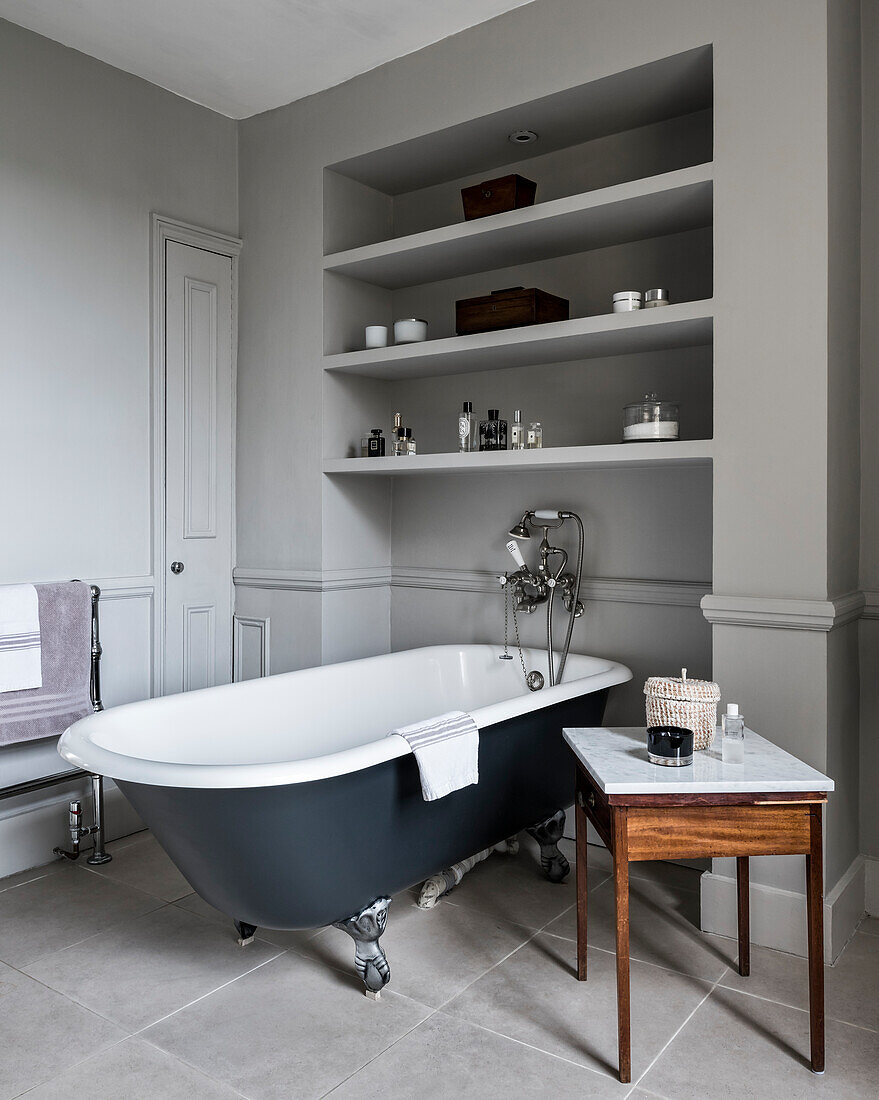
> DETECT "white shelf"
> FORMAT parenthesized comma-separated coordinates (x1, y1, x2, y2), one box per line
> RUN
(323, 439, 714, 477)
(322, 164, 713, 289)
(324, 300, 713, 381)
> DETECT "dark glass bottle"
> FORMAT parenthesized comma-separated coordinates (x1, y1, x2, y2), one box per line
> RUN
(366, 428, 385, 457)
(479, 409, 508, 451)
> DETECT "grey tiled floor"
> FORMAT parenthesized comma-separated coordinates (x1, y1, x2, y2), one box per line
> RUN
(0, 832, 876, 1098)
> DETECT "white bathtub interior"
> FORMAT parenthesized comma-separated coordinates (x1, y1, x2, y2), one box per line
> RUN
(60, 645, 631, 788)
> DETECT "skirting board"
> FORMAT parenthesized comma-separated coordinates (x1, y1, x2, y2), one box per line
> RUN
(867, 857, 879, 916)
(0, 781, 144, 880)
(701, 855, 866, 963)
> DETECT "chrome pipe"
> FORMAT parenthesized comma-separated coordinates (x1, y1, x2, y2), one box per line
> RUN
(87, 774, 111, 864)
(555, 511, 584, 684)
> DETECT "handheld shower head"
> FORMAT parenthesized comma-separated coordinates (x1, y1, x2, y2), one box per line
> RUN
(508, 512, 533, 539)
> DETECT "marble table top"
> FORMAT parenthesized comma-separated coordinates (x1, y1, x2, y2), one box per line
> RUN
(562, 727, 834, 795)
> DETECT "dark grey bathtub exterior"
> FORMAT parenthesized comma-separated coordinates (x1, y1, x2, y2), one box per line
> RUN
(118, 688, 608, 931)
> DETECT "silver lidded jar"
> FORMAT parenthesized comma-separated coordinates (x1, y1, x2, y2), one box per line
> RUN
(622, 393, 679, 442)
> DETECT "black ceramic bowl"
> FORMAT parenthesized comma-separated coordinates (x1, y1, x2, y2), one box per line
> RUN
(646, 725, 694, 767)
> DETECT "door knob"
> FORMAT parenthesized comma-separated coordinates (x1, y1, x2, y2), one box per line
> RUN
(170, 561, 185, 575)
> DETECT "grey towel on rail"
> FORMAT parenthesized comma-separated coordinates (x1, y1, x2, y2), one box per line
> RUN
(0, 582, 94, 746)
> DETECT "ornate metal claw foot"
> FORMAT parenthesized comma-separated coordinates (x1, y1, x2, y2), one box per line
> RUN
(527, 809, 571, 883)
(333, 896, 392, 998)
(234, 920, 257, 946)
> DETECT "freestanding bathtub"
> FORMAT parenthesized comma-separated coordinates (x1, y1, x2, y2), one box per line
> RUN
(59, 644, 631, 992)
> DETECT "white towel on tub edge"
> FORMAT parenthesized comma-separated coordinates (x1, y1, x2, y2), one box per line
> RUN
(389, 710, 479, 801)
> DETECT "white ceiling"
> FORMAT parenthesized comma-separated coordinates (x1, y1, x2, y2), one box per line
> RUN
(0, 0, 534, 118)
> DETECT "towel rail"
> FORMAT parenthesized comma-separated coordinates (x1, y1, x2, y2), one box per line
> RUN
(0, 583, 111, 864)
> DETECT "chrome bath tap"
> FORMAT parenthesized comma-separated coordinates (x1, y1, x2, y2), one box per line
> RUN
(499, 510, 585, 688)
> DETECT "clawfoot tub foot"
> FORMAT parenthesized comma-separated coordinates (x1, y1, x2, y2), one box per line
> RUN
(234, 920, 257, 946)
(333, 896, 392, 998)
(526, 809, 570, 883)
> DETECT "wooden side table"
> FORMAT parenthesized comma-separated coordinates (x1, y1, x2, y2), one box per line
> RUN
(563, 726, 834, 1084)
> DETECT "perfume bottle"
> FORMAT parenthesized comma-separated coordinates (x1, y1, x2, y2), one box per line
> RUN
(366, 428, 385, 457)
(392, 412, 406, 457)
(479, 409, 507, 451)
(526, 422, 543, 449)
(405, 427, 416, 455)
(722, 703, 745, 764)
(510, 409, 525, 450)
(458, 401, 478, 452)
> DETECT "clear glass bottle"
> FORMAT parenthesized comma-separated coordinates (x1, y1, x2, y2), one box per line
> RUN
(392, 412, 406, 457)
(526, 422, 543, 449)
(510, 409, 525, 450)
(405, 427, 416, 455)
(458, 401, 477, 452)
(479, 409, 507, 451)
(722, 703, 745, 764)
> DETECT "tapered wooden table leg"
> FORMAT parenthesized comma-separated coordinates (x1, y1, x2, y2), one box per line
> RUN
(736, 856, 750, 977)
(806, 805, 825, 1073)
(612, 808, 631, 1084)
(576, 789, 588, 981)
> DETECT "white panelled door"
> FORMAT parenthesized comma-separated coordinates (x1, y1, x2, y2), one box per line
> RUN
(163, 241, 234, 694)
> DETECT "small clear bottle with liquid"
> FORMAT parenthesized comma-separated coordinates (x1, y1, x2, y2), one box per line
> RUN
(510, 409, 525, 450)
(526, 422, 543, 449)
(405, 427, 416, 455)
(721, 703, 745, 764)
(392, 412, 406, 457)
(458, 402, 477, 452)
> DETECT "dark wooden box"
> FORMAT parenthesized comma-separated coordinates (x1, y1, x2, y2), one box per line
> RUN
(455, 286, 569, 336)
(460, 174, 537, 220)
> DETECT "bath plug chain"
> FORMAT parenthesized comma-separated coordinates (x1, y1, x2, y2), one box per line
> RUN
(500, 582, 514, 660)
(505, 582, 542, 689)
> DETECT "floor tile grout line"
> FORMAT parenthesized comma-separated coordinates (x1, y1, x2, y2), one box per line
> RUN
(10, 938, 287, 1037)
(9, 897, 172, 970)
(0, 869, 60, 895)
(712, 979, 879, 1034)
(540, 928, 733, 984)
(130, 1032, 254, 1099)
(626, 966, 730, 1096)
(442, 1011, 636, 1082)
(318, 1008, 442, 1098)
(431, 903, 570, 1014)
(133, 948, 288, 1036)
(10, 1033, 134, 1100)
(11, 1031, 249, 1100)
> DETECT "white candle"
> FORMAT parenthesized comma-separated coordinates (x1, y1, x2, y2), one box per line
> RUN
(365, 325, 388, 348)
(394, 318, 428, 343)
(623, 421, 679, 441)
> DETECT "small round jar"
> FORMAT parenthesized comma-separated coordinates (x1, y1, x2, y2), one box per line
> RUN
(644, 288, 670, 308)
(623, 393, 679, 442)
(394, 318, 428, 343)
(612, 291, 642, 313)
(646, 726, 694, 767)
(365, 325, 388, 348)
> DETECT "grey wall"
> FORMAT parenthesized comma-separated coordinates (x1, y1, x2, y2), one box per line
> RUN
(860, 0, 879, 863)
(235, 0, 864, 906)
(0, 20, 237, 847)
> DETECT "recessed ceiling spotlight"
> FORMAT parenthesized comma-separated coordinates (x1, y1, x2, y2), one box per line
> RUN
(508, 129, 538, 144)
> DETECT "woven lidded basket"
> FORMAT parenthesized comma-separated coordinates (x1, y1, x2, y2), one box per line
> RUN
(644, 668, 721, 751)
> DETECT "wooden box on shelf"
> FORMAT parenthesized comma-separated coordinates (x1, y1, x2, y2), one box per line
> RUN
(455, 286, 569, 336)
(460, 174, 537, 220)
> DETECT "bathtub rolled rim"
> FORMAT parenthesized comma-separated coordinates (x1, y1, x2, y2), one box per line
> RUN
(58, 648, 632, 790)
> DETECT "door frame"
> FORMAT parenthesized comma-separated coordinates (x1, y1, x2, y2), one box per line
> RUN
(150, 214, 242, 697)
